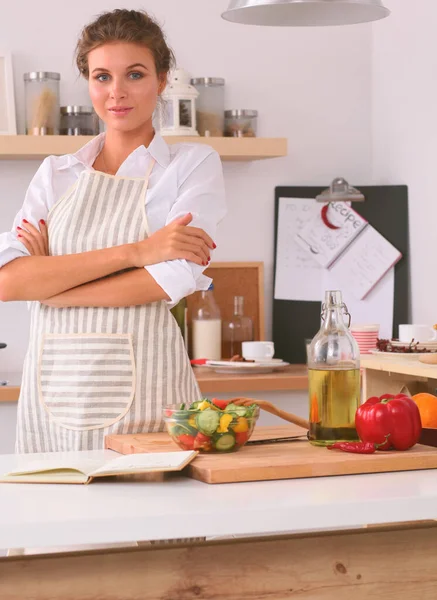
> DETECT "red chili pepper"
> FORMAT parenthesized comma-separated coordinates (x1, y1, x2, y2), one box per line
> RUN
(355, 394, 422, 451)
(327, 436, 389, 454)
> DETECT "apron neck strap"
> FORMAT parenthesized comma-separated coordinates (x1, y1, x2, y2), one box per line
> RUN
(145, 158, 156, 182)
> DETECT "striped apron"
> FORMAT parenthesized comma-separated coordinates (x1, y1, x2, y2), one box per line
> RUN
(16, 159, 201, 453)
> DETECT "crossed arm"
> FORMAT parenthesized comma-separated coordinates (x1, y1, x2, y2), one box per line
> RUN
(0, 214, 215, 308)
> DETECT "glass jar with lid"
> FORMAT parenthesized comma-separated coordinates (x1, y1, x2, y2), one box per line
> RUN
(24, 72, 60, 135)
(190, 77, 225, 137)
(60, 106, 99, 136)
(224, 109, 257, 138)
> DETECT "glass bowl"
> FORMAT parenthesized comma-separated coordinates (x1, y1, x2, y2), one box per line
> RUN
(163, 399, 260, 453)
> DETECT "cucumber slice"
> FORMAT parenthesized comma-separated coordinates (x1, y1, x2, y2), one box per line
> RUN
(170, 423, 198, 437)
(195, 409, 220, 435)
(189, 401, 202, 411)
(214, 432, 236, 452)
(224, 403, 247, 417)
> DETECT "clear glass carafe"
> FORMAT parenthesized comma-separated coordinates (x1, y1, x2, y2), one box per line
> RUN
(307, 290, 360, 446)
(222, 296, 254, 358)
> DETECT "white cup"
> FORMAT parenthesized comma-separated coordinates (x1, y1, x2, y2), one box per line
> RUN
(398, 324, 437, 343)
(242, 341, 275, 362)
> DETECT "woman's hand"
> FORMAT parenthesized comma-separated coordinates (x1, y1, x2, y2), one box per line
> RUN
(130, 213, 216, 268)
(17, 219, 49, 256)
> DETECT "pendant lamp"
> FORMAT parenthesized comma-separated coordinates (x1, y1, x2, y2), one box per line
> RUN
(221, 0, 390, 27)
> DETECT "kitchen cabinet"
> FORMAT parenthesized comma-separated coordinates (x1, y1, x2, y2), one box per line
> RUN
(0, 135, 287, 161)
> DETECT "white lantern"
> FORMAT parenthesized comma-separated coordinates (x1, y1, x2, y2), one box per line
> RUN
(160, 69, 199, 136)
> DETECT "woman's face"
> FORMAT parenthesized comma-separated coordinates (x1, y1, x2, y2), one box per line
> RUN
(87, 41, 166, 133)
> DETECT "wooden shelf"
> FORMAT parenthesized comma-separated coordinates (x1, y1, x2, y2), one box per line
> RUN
(361, 355, 437, 380)
(0, 135, 287, 161)
(0, 365, 308, 403)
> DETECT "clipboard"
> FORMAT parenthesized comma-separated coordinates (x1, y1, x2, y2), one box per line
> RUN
(272, 185, 409, 364)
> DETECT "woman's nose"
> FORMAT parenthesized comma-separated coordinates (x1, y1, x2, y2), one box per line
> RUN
(109, 80, 127, 100)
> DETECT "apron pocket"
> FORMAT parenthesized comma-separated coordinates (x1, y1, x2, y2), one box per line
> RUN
(38, 333, 136, 431)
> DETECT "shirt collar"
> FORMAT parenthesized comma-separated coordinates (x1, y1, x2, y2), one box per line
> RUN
(57, 131, 170, 171)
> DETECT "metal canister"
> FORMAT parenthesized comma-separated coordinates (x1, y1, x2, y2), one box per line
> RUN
(60, 106, 99, 136)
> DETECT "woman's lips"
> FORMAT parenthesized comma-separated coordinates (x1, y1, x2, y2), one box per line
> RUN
(108, 107, 133, 116)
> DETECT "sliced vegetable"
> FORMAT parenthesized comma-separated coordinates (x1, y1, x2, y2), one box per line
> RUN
(235, 431, 250, 446)
(217, 413, 233, 433)
(211, 398, 232, 410)
(197, 400, 213, 412)
(214, 432, 236, 452)
(195, 409, 220, 435)
(194, 433, 212, 451)
(170, 423, 198, 438)
(189, 400, 202, 410)
(232, 417, 249, 433)
(177, 434, 195, 450)
(188, 415, 197, 428)
(224, 403, 247, 417)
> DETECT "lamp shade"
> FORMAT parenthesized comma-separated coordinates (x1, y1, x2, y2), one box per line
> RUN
(221, 0, 390, 27)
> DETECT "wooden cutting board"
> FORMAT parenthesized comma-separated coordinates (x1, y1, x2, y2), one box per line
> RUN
(105, 426, 437, 484)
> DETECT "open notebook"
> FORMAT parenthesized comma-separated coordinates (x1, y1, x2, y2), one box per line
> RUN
(0, 450, 197, 485)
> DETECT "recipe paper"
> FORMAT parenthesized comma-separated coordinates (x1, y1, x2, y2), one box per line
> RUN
(274, 197, 323, 301)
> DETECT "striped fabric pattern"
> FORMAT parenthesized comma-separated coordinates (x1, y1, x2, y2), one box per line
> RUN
(16, 162, 201, 453)
(38, 334, 136, 430)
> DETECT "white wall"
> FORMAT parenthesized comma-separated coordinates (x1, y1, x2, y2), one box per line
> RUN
(372, 0, 435, 325)
(0, 0, 373, 375)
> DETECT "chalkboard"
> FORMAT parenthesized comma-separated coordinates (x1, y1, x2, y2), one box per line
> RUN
(272, 186, 409, 364)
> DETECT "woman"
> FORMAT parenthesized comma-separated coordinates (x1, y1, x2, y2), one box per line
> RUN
(0, 8, 226, 454)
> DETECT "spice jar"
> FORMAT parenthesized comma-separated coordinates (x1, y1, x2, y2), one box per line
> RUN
(60, 106, 99, 136)
(224, 109, 257, 138)
(190, 77, 225, 136)
(24, 72, 60, 135)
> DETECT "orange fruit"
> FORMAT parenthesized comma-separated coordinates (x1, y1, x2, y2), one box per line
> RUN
(412, 393, 437, 428)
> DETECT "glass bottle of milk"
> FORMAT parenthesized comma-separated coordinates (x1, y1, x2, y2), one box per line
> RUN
(191, 283, 222, 360)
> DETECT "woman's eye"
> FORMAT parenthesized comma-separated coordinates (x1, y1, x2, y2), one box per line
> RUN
(129, 72, 144, 80)
(96, 73, 110, 82)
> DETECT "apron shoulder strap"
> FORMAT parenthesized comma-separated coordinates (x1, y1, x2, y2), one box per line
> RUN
(144, 158, 156, 183)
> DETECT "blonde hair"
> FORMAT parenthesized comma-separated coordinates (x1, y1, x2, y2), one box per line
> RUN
(75, 8, 175, 79)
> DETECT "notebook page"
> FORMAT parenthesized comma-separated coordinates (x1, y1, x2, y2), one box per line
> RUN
(5, 456, 106, 477)
(91, 451, 197, 476)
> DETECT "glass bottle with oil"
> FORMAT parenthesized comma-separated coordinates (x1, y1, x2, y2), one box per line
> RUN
(307, 290, 360, 446)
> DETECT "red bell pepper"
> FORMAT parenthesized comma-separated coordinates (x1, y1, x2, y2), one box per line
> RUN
(355, 394, 422, 451)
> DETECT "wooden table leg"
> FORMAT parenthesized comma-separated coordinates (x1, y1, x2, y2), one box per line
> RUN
(2, 522, 437, 600)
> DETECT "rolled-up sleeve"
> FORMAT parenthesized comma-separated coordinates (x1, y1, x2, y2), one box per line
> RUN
(145, 149, 226, 307)
(0, 157, 54, 269)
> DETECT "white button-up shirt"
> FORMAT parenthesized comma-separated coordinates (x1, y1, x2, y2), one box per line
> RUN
(0, 133, 226, 306)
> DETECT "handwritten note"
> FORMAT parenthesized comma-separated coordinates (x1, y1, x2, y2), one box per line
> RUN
(295, 202, 367, 268)
(274, 198, 323, 301)
(327, 226, 402, 300)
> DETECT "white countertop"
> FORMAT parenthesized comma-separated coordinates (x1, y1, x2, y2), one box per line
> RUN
(1, 449, 437, 551)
